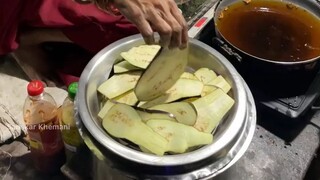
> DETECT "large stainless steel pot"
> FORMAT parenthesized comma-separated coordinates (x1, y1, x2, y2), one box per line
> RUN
(77, 34, 256, 179)
(213, 0, 320, 78)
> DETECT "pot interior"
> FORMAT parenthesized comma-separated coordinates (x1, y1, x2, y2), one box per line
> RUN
(78, 35, 247, 166)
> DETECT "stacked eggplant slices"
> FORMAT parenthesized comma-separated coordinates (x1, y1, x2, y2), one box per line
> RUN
(97, 45, 234, 156)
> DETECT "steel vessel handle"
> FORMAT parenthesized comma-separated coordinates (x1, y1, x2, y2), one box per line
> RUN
(311, 106, 320, 110)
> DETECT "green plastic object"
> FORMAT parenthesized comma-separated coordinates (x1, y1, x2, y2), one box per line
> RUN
(68, 82, 78, 101)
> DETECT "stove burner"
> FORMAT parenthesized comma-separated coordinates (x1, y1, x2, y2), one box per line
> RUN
(197, 20, 320, 120)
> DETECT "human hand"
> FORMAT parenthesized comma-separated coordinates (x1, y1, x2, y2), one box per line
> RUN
(110, 0, 188, 49)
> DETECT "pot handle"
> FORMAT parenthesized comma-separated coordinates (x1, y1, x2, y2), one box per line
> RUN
(212, 37, 243, 64)
(311, 106, 320, 110)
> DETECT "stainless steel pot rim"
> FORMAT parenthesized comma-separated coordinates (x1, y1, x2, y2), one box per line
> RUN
(213, 0, 320, 65)
(78, 34, 248, 166)
(203, 78, 257, 179)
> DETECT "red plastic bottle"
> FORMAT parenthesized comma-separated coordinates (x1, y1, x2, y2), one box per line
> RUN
(23, 80, 65, 174)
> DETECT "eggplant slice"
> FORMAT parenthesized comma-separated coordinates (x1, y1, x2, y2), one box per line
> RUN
(134, 46, 189, 101)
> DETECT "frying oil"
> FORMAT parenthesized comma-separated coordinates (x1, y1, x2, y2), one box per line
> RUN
(216, 0, 320, 62)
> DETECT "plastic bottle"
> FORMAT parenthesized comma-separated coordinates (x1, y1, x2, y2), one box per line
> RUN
(23, 80, 65, 174)
(59, 82, 82, 160)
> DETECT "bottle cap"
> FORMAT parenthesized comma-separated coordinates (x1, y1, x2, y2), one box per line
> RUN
(27, 80, 44, 96)
(68, 82, 78, 101)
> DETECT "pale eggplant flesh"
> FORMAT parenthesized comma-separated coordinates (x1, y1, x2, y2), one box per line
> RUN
(134, 47, 189, 101)
(97, 44, 236, 156)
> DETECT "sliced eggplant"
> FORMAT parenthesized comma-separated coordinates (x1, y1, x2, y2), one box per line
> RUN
(182, 97, 200, 103)
(201, 85, 218, 97)
(102, 104, 168, 155)
(150, 102, 197, 126)
(139, 145, 152, 154)
(135, 47, 189, 101)
(139, 78, 203, 108)
(97, 44, 237, 155)
(98, 71, 142, 99)
(137, 110, 176, 123)
(112, 90, 138, 106)
(137, 101, 147, 107)
(120, 45, 161, 69)
(98, 100, 116, 120)
(194, 68, 217, 84)
(138, 95, 170, 108)
(180, 72, 198, 80)
(114, 57, 124, 64)
(114, 61, 141, 73)
(147, 120, 213, 153)
(207, 75, 231, 93)
(192, 89, 234, 133)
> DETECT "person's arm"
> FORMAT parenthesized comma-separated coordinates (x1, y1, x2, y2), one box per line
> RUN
(93, 0, 188, 49)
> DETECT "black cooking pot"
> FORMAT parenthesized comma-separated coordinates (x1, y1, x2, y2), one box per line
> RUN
(212, 0, 320, 83)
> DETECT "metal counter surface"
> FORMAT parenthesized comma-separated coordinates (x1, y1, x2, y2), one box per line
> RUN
(216, 109, 320, 180)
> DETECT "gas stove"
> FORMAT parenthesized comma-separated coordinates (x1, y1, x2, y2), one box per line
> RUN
(189, 9, 320, 122)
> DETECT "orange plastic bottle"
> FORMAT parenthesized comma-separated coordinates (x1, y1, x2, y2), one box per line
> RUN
(23, 80, 65, 174)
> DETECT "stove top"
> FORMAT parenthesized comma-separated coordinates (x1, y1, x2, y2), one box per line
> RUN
(178, 0, 217, 26)
(195, 20, 320, 120)
(248, 68, 320, 119)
